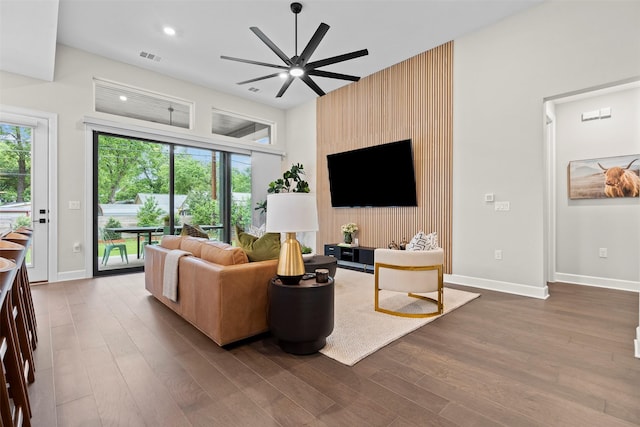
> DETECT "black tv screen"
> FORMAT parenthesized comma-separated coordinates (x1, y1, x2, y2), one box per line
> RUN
(327, 139, 418, 207)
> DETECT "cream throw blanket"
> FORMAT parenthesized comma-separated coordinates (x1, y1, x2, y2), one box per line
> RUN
(162, 249, 192, 302)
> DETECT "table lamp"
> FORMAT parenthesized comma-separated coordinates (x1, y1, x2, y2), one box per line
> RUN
(266, 193, 319, 285)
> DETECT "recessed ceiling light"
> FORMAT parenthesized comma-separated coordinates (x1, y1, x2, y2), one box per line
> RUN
(163, 26, 176, 36)
(119, 95, 127, 101)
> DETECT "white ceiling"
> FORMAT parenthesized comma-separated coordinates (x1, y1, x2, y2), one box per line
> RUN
(1, 0, 542, 110)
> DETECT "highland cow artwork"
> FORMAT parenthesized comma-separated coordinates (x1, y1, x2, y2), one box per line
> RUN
(568, 154, 640, 199)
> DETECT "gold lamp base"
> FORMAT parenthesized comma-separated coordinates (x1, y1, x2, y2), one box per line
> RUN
(277, 232, 305, 285)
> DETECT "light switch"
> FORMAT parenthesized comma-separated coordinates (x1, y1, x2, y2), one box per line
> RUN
(69, 201, 80, 210)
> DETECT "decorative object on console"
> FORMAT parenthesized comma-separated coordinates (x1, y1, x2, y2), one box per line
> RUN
(406, 231, 439, 251)
(266, 193, 319, 285)
(340, 222, 358, 245)
(388, 241, 399, 250)
(399, 237, 409, 250)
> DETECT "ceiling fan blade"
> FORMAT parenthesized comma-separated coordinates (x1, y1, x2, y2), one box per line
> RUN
(276, 75, 295, 98)
(250, 27, 293, 66)
(300, 75, 325, 97)
(221, 55, 289, 70)
(298, 23, 330, 66)
(308, 70, 360, 82)
(237, 73, 282, 85)
(306, 49, 369, 70)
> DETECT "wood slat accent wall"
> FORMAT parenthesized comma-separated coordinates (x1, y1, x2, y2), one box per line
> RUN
(316, 41, 453, 272)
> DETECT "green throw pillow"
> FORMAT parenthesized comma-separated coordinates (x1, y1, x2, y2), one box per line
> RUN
(236, 226, 281, 262)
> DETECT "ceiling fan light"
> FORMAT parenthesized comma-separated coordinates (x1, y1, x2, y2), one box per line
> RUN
(278, 72, 288, 79)
(289, 67, 304, 77)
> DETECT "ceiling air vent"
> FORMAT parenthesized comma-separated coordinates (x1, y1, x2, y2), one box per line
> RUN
(139, 51, 162, 62)
(94, 78, 192, 129)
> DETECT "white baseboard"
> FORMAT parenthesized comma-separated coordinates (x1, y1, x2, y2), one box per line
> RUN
(635, 327, 640, 359)
(554, 273, 639, 293)
(54, 270, 89, 283)
(445, 274, 549, 299)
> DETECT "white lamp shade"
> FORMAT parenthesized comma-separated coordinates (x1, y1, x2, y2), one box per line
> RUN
(266, 193, 319, 233)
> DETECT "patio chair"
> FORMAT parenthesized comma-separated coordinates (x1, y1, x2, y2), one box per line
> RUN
(140, 237, 160, 258)
(101, 228, 128, 265)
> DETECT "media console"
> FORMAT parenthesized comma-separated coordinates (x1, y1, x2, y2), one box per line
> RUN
(324, 244, 376, 273)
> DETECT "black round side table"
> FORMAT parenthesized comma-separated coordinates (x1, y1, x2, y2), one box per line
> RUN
(268, 276, 334, 355)
(303, 255, 338, 277)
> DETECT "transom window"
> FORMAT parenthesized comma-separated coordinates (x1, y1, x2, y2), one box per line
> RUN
(212, 109, 273, 144)
(94, 78, 193, 129)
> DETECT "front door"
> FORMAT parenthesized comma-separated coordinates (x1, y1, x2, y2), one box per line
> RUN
(0, 111, 50, 282)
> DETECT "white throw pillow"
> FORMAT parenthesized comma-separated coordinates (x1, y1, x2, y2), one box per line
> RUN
(246, 223, 266, 238)
(406, 231, 439, 251)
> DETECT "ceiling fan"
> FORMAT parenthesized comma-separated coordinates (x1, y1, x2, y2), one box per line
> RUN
(221, 2, 368, 98)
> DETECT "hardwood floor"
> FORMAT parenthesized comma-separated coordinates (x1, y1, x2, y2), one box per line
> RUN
(27, 273, 639, 426)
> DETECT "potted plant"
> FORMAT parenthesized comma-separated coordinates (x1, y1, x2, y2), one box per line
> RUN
(255, 163, 310, 213)
(341, 222, 358, 245)
(301, 244, 314, 260)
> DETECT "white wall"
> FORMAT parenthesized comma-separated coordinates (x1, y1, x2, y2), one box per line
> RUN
(0, 44, 287, 279)
(555, 87, 639, 290)
(284, 99, 317, 250)
(451, 1, 640, 298)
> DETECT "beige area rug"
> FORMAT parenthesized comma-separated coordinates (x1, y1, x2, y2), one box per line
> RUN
(320, 268, 480, 366)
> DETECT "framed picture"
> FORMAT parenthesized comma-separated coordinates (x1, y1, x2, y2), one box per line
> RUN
(568, 154, 640, 199)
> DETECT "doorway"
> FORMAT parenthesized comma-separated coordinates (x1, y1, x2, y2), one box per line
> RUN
(544, 79, 640, 291)
(0, 108, 55, 282)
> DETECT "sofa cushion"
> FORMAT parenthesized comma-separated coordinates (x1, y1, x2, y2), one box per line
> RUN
(236, 229, 281, 262)
(201, 241, 248, 266)
(179, 236, 207, 257)
(160, 235, 182, 250)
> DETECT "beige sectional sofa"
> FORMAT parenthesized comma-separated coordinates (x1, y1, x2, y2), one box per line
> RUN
(144, 235, 278, 346)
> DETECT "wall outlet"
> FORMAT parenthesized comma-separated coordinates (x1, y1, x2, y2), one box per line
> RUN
(494, 249, 502, 260)
(495, 201, 510, 211)
(598, 248, 607, 258)
(484, 193, 494, 202)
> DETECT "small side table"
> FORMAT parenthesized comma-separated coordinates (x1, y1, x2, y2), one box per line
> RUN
(268, 276, 334, 355)
(303, 255, 338, 277)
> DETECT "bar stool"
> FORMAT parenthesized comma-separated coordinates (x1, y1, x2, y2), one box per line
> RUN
(0, 257, 32, 426)
(14, 228, 32, 236)
(0, 234, 37, 349)
(0, 242, 35, 384)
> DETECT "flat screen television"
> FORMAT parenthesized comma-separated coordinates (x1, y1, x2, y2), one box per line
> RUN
(327, 139, 418, 207)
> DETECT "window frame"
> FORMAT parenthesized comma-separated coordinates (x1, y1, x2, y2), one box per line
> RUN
(211, 108, 276, 145)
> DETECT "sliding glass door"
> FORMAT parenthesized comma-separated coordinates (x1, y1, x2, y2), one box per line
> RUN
(94, 131, 250, 275)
